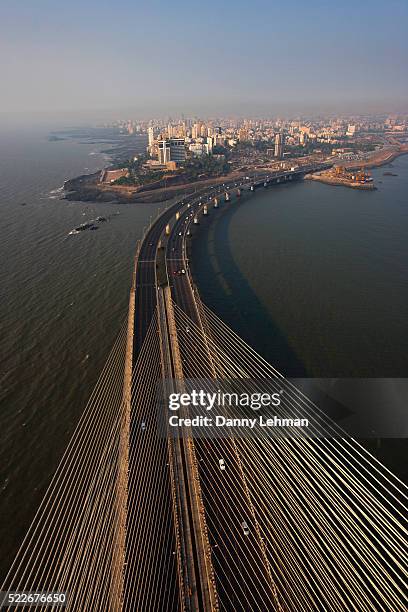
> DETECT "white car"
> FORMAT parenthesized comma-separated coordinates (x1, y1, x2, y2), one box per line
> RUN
(219, 458, 225, 471)
(241, 521, 250, 536)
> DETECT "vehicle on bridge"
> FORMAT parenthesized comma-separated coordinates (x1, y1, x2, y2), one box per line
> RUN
(241, 521, 250, 535)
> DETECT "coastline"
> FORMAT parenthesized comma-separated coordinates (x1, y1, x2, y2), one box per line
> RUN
(304, 173, 376, 190)
(64, 170, 244, 204)
(63, 145, 408, 204)
(306, 147, 408, 190)
(344, 146, 408, 170)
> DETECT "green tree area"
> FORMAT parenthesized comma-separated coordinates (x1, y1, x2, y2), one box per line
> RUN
(113, 154, 169, 186)
(183, 155, 230, 179)
(113, 153, 231, 187)
(348, 142, 378, 153)
(114, 170, 167, 186)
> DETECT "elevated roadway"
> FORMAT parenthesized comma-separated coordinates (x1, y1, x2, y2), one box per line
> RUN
(129, 164, 328, 610)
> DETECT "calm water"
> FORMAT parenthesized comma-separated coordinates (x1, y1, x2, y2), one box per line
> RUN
(193, 156, 408, 378)
(0, 127, 155, 580)
(192, 156, 408, 484)
(1, 127, 407, 579)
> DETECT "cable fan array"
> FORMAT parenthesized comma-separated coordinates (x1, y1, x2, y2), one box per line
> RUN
(2, 297, 407, 612)
(173, 300, 408, 612)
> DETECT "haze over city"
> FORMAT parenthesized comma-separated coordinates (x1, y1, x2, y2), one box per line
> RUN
(1, 0, 407, 122)
(1, 0, 408, 609)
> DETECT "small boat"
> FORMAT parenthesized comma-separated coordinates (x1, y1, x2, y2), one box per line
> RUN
(75, 221, 94, 231)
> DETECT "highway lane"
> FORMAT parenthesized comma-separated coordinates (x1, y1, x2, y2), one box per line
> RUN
(127, 185, 235, 611)
(127, 195, 198, 612)
(133, 162, 318, 354)
(125, 207, 180, 611)
(128, 166, 326, 610)
(132, 184, 226, 357)
(164, 187, 280, 610)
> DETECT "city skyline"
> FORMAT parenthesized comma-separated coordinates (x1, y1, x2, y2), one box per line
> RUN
(1, 2, 408, 609)
(1, 0, 407, 120)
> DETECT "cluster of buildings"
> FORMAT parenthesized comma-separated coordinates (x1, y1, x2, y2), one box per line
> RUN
(145, 121, 228, 169)
(106, 114, 408, 173)
(142, 119, 290, 169)
(113, 115, 407, 143)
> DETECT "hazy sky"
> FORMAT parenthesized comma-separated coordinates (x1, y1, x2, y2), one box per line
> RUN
(1, 0, 407, 119)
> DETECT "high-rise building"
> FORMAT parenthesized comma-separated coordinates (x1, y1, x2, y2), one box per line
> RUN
(346, 124, 356, 137)
(274, 132, 285, 159)
(239, 128, 249, 142)
(299, 132, 308, 146)
(192, 123, 201, 139)
(206, 136, 215, 153)
(189, 142, 211, 156)
(214, 134, 226, 147)
(169, 138, 186, 163)
(157, 138, 186, 165)
(158, 139, 171, 164)
(148, 127, 155, 149)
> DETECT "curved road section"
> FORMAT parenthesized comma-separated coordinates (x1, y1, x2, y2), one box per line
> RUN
(127, 167, 322, 611)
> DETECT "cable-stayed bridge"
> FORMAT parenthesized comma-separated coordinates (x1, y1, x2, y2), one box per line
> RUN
(2, 168, 408, 611)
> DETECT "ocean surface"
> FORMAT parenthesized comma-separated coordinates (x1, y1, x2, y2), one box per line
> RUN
(191, 155, 408, 487)
(1, 126, 407, 580)
(0, 126, 154, 580)
(192, 156, 408, 378)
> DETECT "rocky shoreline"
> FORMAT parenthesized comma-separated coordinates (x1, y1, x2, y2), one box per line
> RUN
(305, 173, 376, 190)
(63, 146, 407, 204)
(63, 169, 247, 204)
(344, 147, 408, 171)
(64, 172, 194, 204)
